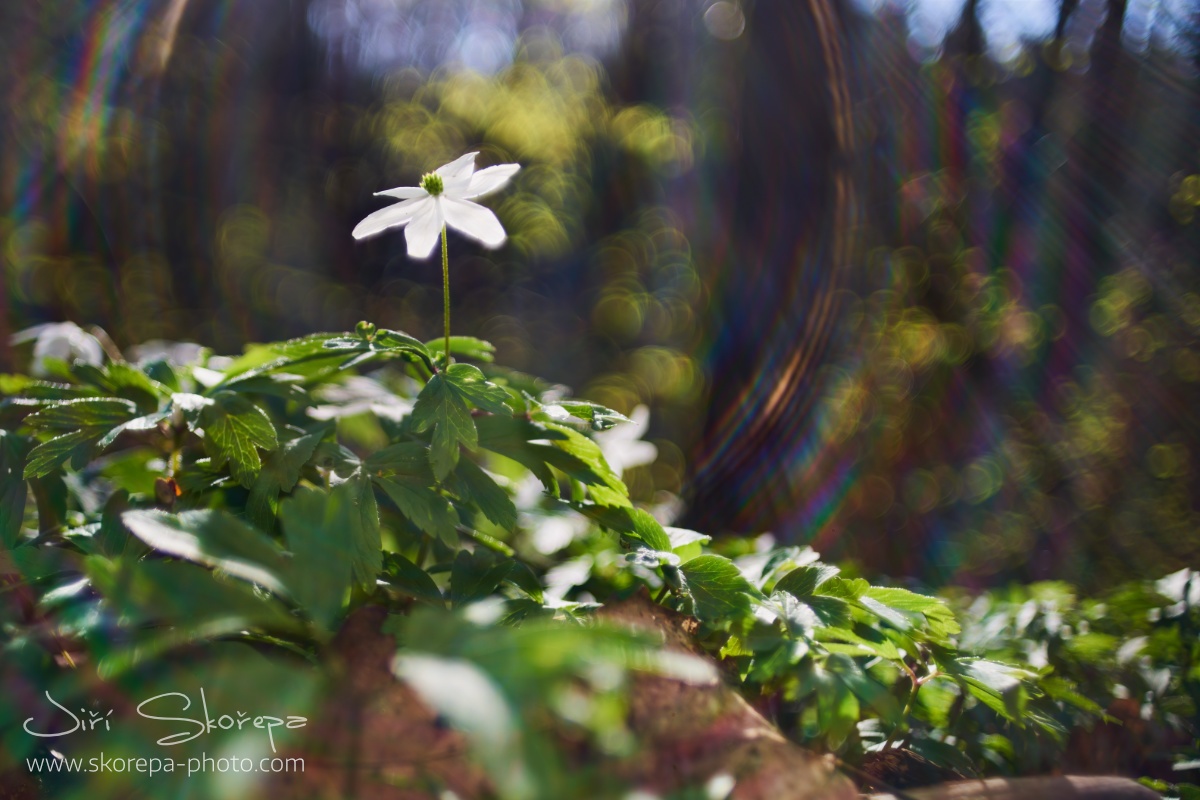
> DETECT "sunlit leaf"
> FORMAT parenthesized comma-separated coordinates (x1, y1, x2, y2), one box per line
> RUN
(680, 554, 760, 623)
(123, 509, 289, 595)
(199, 391, 279, 488)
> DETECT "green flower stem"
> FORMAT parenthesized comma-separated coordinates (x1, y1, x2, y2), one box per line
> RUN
(441, 225, 450, 370)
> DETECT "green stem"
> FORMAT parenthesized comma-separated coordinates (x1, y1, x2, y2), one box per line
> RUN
(441, 225, 451, 370)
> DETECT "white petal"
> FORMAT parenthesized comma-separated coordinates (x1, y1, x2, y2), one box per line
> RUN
(374, 186, 426, 200)
(352, 197, 429, 240)
(436, 152, 478, 179)
(441, 197, 507, 248)
(404, 199, 445, 259)
(461, 164, 520, 199)
(437, 152, 478, 196)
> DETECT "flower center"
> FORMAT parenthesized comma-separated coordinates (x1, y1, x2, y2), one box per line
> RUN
(420, 172, 444, 196)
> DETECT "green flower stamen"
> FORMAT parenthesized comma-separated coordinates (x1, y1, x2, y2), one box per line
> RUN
(420, 172, 444, 196)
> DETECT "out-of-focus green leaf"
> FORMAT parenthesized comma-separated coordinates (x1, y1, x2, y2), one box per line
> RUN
(455, 457, 517, 530)
(826, 653, 902, 723)
(333, 470, 381, 589)
(908, 738, 978, 777)
(425, 336, 497, 363)
(381, 552, 444, 606)
(392, 653, 528, 799)
(450, 549, 513, 607)
(365, 441, 434, 480)
(86, 557, 300, 634)
(375, 475, 459, 546)
(279, 487, 353, 630)
(0, 431, 30, 548)
(123, 509, 289, 595)
(247, 424, 329, 529)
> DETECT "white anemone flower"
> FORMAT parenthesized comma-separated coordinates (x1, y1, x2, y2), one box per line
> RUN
(352, 152, 520, 258)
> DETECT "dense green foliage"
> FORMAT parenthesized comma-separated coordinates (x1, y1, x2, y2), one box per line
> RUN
(1, 326, 1197, 798)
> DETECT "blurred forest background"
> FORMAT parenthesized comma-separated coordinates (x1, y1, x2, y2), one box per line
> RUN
(2, 0, 1199, 591)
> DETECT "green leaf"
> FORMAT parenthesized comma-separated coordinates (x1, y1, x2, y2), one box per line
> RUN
(365, 441, 435, 481)
(412, 372, 477, 480)
(450, 550, 513, 607)
(504, 560, 545, 604)
(748, 640, 809, 682)
(454, 457, 517, 530)
(199, 391, 279, 488)
(375, 476, 459, 546)
(24, 428, 104, 478)
(0, 432, 30, 548)
(21, 398, 142, 478)
(1039, 676, 1104, 715)
(25, 397, 139, 429)
(222, 329, 434, 385)
(864, 586, 960, 638)
(815, 624, 901, 660)
(679, 555, 760, 623)
(247, 424, 329, 529)
(552, 401, 630, 431)
(425, 336, 496, 362)
(97, 490, 143, 559)
(381, 552, 444, 606)
(804, 595, 854, 629)
(766, 591, 820, 637)
(626, 507, 674, 552)
(816, 576, 869, 600)
(826, 653, 902, 723)
(541, 421, 628, 499)
(96, 362, 165, 411)
(333, 471, 382, 589)
(443, 364, 512, 414)
(626, 547, 681, 568)
(86, 557, 300, 634)
(122, 509, 289, 595)
(950, 657, 1027, 696)
(907, 739, 977, 777)
(774, 563, 840, 598)
(476, 416, 566, 489)
(665, 527, 711, 549)
(279, 487, 353, 630)
(96, 410, 171, 449)
(805, 662, 858, 748)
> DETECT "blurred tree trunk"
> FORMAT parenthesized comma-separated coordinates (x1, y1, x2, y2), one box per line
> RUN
(682, 0, 857, 535)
